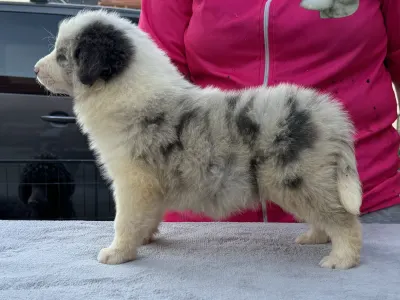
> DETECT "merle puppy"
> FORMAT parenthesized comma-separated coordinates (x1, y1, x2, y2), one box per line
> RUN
(34, 10, 363, 269)
(17, 153, 75, 219)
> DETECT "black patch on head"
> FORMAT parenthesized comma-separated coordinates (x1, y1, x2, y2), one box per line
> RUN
(143, 112, 165, 127)
(161, 108, 200, 160)
(235, 96, 259, 146)
(74, 21, 134, 86)
(283, 176, 303, 189)
(274, 96, 317, 166)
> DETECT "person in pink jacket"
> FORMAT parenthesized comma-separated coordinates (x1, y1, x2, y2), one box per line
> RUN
(138, 0, 400, 223)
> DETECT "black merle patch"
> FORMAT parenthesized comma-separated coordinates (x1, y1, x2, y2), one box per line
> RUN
(235, 97, 259, 146)
(143, 112, 165, 127)
(223, 153, 237, 174)
(137, 153, 149, 163)
(226, 94, 240, 111)
(74, 21, 134, 86)
(225, 94, 241, 134)
(274, 96, 317, 166)
(249, 158, 258, 192)
(249, 154, 266, 194)
(203, 109, 215, 147)
(161, 108, 200, 160)
(161, 142, 181, 159)
(176, 108, 200, 140)
(202, 109, 211, 133)
(283, 176, 303, 189)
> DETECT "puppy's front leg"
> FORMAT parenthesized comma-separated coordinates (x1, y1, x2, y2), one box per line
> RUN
(98, 174, 163, 265)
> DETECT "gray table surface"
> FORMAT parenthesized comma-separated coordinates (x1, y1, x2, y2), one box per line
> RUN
(0, 221, 399, 300)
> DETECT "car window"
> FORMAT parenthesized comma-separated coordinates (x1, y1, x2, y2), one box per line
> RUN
(0, 10, 139, 79)
(0, 11, 65, 78)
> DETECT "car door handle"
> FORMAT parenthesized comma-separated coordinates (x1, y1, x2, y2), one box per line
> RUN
(40, 115, 76, 124)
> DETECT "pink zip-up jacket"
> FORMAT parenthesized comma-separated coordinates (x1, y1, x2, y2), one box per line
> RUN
(139, 0, 400, 223)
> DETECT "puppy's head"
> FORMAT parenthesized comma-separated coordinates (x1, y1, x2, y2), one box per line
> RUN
(34, 10, 135, 95)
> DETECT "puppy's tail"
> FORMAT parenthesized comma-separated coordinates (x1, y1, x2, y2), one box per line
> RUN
(336, 143, 362, 215)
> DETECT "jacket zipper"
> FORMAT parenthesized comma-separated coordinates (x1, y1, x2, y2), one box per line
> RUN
(261, 0, 273, 222)
(263, 0, 272, 86)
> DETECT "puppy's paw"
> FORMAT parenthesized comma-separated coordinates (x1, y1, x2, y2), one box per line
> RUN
(142, 236, 153, 245)
(319, 254, 359, 269)
(97, 247, 136, 265)
(296, 230, 330, 245)
(142, 228, 159, 245)
(300, 0, 333, 10)
(142, 234, 157, 245)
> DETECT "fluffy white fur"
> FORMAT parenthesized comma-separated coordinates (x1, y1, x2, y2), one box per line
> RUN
(34, 10, 363, 269)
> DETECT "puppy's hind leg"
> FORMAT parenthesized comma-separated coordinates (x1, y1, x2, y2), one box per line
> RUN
(97, 170, 163, 265)
(317, 137, 363, 269)
(296, 225, 330, 245)
(295, 198, 361, 269)
(319, 213, 362, 269)
(298, 187, 362, 269)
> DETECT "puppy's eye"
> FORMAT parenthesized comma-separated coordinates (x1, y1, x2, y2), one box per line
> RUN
(56, 54, 67, 63)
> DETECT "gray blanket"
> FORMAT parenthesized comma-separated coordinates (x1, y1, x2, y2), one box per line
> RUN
(0, 221, 399, 300)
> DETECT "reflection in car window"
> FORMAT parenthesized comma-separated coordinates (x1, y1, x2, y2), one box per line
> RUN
(0, 12, 65, 78)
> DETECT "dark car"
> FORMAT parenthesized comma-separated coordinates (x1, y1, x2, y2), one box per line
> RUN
(0, 0, 140, 220)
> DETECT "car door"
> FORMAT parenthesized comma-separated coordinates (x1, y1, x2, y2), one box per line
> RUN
(0, 4, 140, 220)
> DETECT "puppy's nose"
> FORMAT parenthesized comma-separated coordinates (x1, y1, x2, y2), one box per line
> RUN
(34, 66, 39, 75)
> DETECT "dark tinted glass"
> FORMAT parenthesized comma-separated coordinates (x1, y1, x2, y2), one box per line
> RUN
(0, 10, 139, 78)
(0, 12, 65, 78)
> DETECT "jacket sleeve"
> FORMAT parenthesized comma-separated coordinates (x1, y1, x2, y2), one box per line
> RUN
(138, 0, 193, 79)
(382, 0, 400, 84)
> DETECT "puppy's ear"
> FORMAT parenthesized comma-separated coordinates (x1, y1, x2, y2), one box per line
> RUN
(74, 21, 134, 86)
